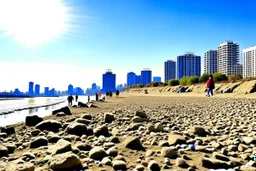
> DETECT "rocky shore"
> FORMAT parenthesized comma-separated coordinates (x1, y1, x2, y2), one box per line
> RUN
(0, 94, 256, 171)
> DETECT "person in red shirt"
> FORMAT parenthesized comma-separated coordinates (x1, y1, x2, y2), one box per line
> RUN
(206, 75, 215, 97)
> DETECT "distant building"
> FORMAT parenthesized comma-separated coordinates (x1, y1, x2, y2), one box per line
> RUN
(35, 84, 40, 96)
(217, 41, 240, 75)
(177, 52, 201, 79)
(127, 72, 136, 86)
(68, 84, 73, 95)
(141, 69, 152, 85)
(28, 81, 34, 96)
(135, 75, 141, 84)
(164, 60, 176, 82)
(13, 88, 21, 95)
(204, 50, 217, 74)
(102, 69, 116, 92)
(75, 87, 84, 95)
(44, 87, 49, 96)
(243, 46, 256, 78)
(92, 83, 97, 91)
(153, 76, 161, 82)
(116, 84, 124, 92)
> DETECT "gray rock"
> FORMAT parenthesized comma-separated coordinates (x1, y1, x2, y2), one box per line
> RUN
(89, 147, 107, 161)
(50, 152, 81, 170)
(104, 113, 115, 123)
(112, 160, 126, 170)
(30, 136, 48, 148)
(35, 120, 62, 132)
(161, 147, 178, 159)
(147, 160, 160, 171)
(123, 136, 144, 150)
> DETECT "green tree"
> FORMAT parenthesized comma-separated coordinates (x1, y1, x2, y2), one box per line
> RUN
(187, 76, 199, 85)
(199, 73, 209, 83)
(213, 72, 228, 82)
(179, 76, 189, 86)
(228, 74, 243, 82)
(168, 79, 180, 86)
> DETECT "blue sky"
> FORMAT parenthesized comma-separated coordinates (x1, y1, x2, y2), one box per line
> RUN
(0, 0, 255, 92)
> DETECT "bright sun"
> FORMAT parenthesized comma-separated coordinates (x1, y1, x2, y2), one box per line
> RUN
(0, 0, 70, 47)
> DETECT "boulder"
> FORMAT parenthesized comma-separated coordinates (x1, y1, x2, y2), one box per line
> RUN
(66, 123, 87, 136)
(0, 145, 8, 158)
(132, 116, 142, 123)
(0, 126, 15, 135)
(81, 114, 92, 120)
(94, 125, 110, 137)
(135, 111, 147, 118)
(176, 158, 189, 168)
(113, 160, 127, 170)
(191, 126, 208, 136)
(47, 139, 72, 155)
(161, 147, 178, 159)
(201, 157, 230, 169)
(168, 134, 186, 145)
(89, 147, 107, 161)
(50, 152, 82, 170)
(52, 106, 71, 115)
(35, 120, 62, 132)
(104, 113, 115, 123)
(75, 118, 91, 125)
(0, 161, 35, 171)
(148, 160, 160, 171)
(30, 136, 48, 148)
(25, 115, 43, 126)
(123, 136, 144, 150)
(78, 102, 88, 108)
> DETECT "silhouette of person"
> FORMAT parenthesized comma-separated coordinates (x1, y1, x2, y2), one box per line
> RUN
(106, 91, 109, 98)
(109, 92, 112, 97)
(116, 90, 119, 96)
(67, 95, 74, 106)
(75, 94, 78, 102)
(96, 93, 99, 101)
(88, 95, 90, 102)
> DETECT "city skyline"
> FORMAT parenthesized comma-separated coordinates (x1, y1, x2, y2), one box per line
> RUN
(0, 0, 256, 91)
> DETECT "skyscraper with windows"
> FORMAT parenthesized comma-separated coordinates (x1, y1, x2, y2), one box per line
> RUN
(35, 84, 40, 96)
(217, 41, 240, 75)
(243, 45, 256, 78)
(164, 60, 176, 82)
(141, 69, 152, 85)
(68, 84, 73, 95)
(28, 81, 34, 96)
(102, 69, 116, 92)
(177, 52, 201, 79)
(127, 72, 136, 86)
(204, 50, 217, 74)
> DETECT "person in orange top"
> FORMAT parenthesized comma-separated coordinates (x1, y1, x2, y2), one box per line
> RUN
(206, 75, 215, 97)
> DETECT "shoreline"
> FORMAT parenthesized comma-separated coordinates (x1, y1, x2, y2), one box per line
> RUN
(0, 94, 255, 170)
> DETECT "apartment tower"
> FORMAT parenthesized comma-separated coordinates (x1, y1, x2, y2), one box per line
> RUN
(204, 50, 217, 74)
(243, 46, 256, 78)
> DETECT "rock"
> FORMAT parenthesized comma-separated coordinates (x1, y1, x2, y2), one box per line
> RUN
(47, 133, 61, 143)
(155, 123, 163, 132)
(123, 136, 144, 150)
(66, 123, 87, 136)
(112, 160, 126, 170)
(242, 137, 256, 145)
(101, 157, 112, 166)
(212, 152, 230, 161)
(161, 147, 178, 159)
(132, 116, 142, 123)
(5, 143, 16, 154)
(94, 125, 110, 137)
(238, 144, 248, 152)
(135, 164, 145, 171)
(240, 165, 256, 171)
(0, 126, 15, 135)
(192, 126, 208, 136)
(176, 158, 189, 168)
(0, 145, 8, 158)
(0, 161, 35, 171)
(50, 152, 81, 170)
(56, 112, 66, 117)
(35, 120, 62, 132)
(88, 103, 97, 108)
(168, 134, 186, 145)
(147, 124, 155, 133)
(81, 114, 92, 120)
(25, 115, 43, 126)
(75, 118, 91, 125)
(48, 139, 72, 155)
(129, 123, 144, 131)
(0, 133, 7, 138)
(22, 152, 36, 160)
(30, 136, 48, 148)
(31, 129, 40, 136)
(52, 106, 71, 115)
(147, 160, 160, 171)
(135, 111, 147, 118)
(104, 113, 115, 123)
(75, 143, 92, 151)
(78, 102, 88, 108)
(201, 157, 230, 169)
(89, 147, 107, 161)
(106, 147, 118, 157)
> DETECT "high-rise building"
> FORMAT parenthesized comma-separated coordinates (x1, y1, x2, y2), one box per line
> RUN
(135, 75, 141, 84)
(127, 72, 136, 86)
(75, 87, 84, 95)
(164, 60, 176, 82)
(103, 69, 116, 92)
(204, 50, 217, 74)
(35, 84, 40, 96)
(243, 46, 256, 78)
(44, 87, 49, 96)
(217, 41, 240, 75)
(68, 84, 73, 95)
(28, 81, 34, 96)
(177, 52, 201, 79)
(92, 83, 97, 91)
(141, 69, 152, 85)
(153, 76, 161, 82)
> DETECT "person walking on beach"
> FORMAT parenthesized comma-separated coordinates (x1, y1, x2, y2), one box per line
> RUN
(67, 95, 74, 106)
(88, 95, 90, 102)
(206, 75, 215, 97)
(95, 93, 99, 101)
(116, 90, 119, 96)
(75, 94, 78, 102)
(106, 91, 109, 98)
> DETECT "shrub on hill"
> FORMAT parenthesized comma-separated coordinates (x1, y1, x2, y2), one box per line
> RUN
(213, 72, 228, 82)
(179, 76, 189, 86)
(187, 76, 199, 85)
(199, 73, 209, 83)
(228, 74, 243, 82)
(168, 79, 180, 86)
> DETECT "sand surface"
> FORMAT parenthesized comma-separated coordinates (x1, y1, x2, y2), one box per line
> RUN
(0, 93, 255, 170)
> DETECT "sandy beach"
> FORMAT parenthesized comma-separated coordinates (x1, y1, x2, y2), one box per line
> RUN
(0, 92, 256, 171)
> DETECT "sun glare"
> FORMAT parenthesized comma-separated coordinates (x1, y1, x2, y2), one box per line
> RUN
(0, 0, 70, 47)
